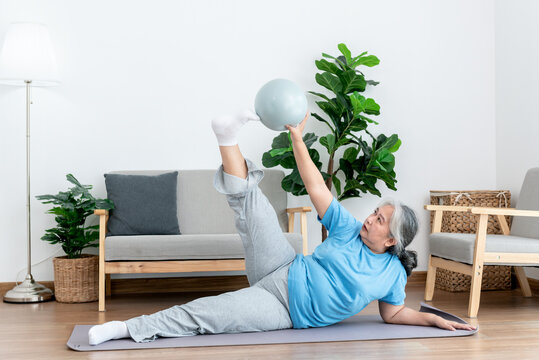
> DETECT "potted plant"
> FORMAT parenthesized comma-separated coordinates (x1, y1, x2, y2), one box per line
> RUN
(263, 43, 402, 241)
(36, 174, 114, 303)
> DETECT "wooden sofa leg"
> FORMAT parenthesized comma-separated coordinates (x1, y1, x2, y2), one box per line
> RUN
(106, 274, 112, 298)
(99, 260, 105, 312)
(424, 255, 437, 301)
(514, 266, 532, 297)
(468, 265, 483, 318)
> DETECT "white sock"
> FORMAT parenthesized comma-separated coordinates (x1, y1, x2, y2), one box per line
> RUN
(211, 109, 260, 146)
(88, 320, 130, 346)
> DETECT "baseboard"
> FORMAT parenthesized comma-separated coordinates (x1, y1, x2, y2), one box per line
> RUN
(407, 271, 427, 286)
(1, 272, 536, 297)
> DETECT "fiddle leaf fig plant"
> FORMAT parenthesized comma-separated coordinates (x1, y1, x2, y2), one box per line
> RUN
(262, 43, 402, 240)
(36, 174, 114, 259)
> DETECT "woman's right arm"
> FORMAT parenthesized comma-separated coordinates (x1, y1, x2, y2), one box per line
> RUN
(286, 114, 333, 219)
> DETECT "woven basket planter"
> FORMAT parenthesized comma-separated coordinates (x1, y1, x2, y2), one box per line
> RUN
(52, 254, 98, 303)
(430, 190, 513, 292)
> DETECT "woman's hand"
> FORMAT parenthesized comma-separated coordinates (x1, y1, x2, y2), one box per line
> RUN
(432, 316, 476, 331)
(285, 112, 309, 143)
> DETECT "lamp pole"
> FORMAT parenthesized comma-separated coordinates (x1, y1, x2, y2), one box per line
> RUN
(3, 79, 54, 303)
(0, 23, 58, 303)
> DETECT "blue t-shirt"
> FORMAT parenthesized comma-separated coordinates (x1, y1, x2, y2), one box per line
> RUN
(287, 197, 407, 329)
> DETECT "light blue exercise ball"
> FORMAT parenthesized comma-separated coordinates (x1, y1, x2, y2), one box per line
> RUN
(254, 79, 308, 131)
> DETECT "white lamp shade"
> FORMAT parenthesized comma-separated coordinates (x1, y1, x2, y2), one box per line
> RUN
(0, 23, 60, 86)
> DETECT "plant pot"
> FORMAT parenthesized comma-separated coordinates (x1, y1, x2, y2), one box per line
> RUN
(52, 254, 99, 303)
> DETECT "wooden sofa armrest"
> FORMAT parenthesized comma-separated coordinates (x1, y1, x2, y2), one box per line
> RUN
(424, 204, 472, 233)
(424, 204, 473, 212)
(470, 207, 539, 217)
(286, 207, 312, 214)
(286, 207, 311, 256)
(94, 209, 109, 216)
(469, 207, 539, 236)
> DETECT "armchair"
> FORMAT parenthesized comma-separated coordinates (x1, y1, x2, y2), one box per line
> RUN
(424, 167, 539, 318)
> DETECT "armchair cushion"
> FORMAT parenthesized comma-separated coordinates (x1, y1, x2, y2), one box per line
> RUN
(430, 232, 539, 265)
(510, 167, 539, 239)
(104, 232, 303, 261)
(104, 171, 181, 236)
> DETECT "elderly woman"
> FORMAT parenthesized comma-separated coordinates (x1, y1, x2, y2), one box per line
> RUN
(88, 110, 475, 345)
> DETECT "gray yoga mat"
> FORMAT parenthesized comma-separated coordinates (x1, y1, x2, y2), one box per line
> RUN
(67, 302, 477, 351)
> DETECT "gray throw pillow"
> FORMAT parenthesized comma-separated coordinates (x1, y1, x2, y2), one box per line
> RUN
(104, 171, 180, 236)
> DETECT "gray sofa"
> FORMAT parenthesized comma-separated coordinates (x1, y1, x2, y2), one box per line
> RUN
(94, 168, 311, 312)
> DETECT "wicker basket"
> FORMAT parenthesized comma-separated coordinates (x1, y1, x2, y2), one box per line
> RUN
(429, 190, 513, 234)
(435, 266, 512, 292)
(429, 190, 512, 292)
(52, 254, 98, 303)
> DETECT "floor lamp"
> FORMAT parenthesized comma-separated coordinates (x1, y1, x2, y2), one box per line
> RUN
(0, 23, 60, 303)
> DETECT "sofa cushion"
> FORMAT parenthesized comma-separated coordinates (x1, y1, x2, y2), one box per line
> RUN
(429, 232, 539, 266)
(104, 233, 303, 261)
(104, 171, 180, 236)
(179, 168, 288, 234)
(106, 168, 288, 235)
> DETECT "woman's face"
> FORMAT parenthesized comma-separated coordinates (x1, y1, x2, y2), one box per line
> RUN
(359, 205, 396, 254)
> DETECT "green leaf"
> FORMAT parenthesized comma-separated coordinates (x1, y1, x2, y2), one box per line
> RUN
(354, 55, 380, 67)
(322, 52, 336, 60)
(262, 151, 281, 168)
(338, 70, 366, 93)
(337, 43, 352, 65)
(344, 178, 363, 192)
(363, 98, 380, 115)
(280, 155, 297, 169)
(315, 72, 342, 93)
(308, 91, 332, 102)
(272, 132, 291, 149)
(66, 174, 84, 188)
(375, 149, 395, 172)
(343, 146, 359, 162)
(332, 174, 342, 197)
(358, 114, 379, 125)
(316, 100, 344, 121)
(303, 132, 318, 148)
(351, 51, 368, 62)
(270, 148, 291, 157)
(315, 59, 341, 75)
(339, 158, 354, 179)
(311, 112, 336, 132)
(389, 139, 402, 152)
(308, 148, 322, 167)
(320, 134, 336, 154)
(348, 118, 368, 132)
(350, 92, 365, 117)
(366, 79, 380, 86)
(377, 134, 400, 153)
(335, 55, 348, 69)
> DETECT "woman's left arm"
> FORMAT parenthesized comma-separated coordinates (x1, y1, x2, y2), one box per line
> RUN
(378, 301, 476, 331)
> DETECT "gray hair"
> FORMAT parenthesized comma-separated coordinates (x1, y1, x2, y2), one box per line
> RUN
(376, 198, 419, 276)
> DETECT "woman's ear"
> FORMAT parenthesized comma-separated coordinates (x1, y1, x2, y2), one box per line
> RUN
(385, 237, 397, 248)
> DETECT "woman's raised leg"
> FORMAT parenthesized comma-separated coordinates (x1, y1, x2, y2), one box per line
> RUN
(219, 145, 247, 180)
(212, 111, 297, 285)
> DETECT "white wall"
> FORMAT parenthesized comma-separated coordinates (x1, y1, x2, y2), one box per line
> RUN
(495, 0, 539, 280)
(0, 0, 496, 282)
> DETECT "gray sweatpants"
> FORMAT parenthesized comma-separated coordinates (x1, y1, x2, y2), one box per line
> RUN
(124, 158, 297, 343)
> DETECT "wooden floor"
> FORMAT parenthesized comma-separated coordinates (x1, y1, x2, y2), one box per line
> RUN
(1, 283, 538, 360)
